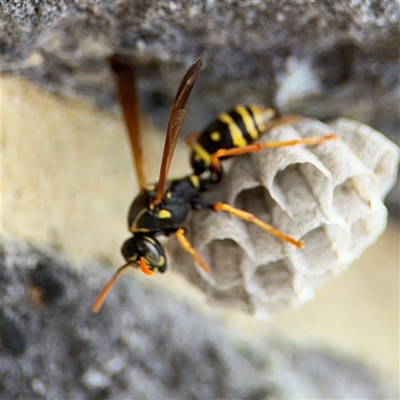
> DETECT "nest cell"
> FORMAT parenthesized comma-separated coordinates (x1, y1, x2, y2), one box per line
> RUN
(247, 258, 295, 302)
(201, 239, 246, 290)
(207, 284, 253, 313)
(332, 178, 372, 225)
(330, 118, 400, 197)
(290, 225, 337, 276)
(168, 117, 399, 316)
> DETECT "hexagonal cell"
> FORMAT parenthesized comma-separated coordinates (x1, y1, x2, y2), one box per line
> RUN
(291, 225, 337, 275)
(373, 149, 399, 197)
(219, 157, 261, 205)
(233, 186, 269, 217)
(338, 203, 387, 263)
(332, 178, 371, 224)
(207, 284, 253, 313)
(323, 222, 350, 252)
(254, 126, 333, 208)
(167, 240, 210, 291)
(335, 218, 380, 267)
(201, 238, 246, 289)
(253, 297, 296, 319)
(234, 187, 275, 243)
(233, 187, 291, 263)
(329, 118, 399, 198)
(362, 198, 387, 236)
(272, 162, 328, 218)
(295, 121, 379, 203)
(246, 258, 295, 302)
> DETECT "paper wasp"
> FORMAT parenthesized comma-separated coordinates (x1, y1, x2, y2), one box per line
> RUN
(92, 56, 335, 313)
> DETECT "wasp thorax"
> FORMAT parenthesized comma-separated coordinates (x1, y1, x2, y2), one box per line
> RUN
(121, 235, 167, 273)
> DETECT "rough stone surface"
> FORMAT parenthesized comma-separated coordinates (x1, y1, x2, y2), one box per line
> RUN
(1, 2, 399, 394)
(1, 237, 397, 400)
(1, 1, 399, 134)
(2, 0, 399, 213)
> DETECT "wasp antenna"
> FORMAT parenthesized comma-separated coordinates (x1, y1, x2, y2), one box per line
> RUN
(91, 263, 132, 314)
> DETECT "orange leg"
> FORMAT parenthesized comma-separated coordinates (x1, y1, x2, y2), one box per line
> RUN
(210, 133, 336, 172)
(212, 202, 304, 248)
(175, 228, 210, 272)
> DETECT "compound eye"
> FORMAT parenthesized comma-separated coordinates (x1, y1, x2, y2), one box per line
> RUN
(140, 239, 159, 266)
(139, 237, 167, 272)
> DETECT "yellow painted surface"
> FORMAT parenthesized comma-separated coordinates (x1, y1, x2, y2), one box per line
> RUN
(1, 76, 189, 264)
(3, 77, 133, 264)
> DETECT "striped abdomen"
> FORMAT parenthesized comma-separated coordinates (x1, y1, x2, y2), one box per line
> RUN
(190, 105, 274, 175)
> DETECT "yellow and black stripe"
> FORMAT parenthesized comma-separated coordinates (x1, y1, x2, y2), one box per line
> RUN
(190, 105, 274, 175)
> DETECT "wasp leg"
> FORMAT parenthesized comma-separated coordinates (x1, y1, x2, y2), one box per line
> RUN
(210, 133, 336, 172)
(185, 131, 201, 148)
(212, 202, 304, 248)
(174, 228, 210, 272)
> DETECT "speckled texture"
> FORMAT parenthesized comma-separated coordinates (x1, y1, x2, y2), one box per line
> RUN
(2, 3, 400, 395)
(2, 0, 399, 213)
(1, 1, 399, 133)
(1, 237, 397, 400)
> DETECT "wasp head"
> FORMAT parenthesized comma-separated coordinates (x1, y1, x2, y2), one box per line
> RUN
(121, 235, 167, 275)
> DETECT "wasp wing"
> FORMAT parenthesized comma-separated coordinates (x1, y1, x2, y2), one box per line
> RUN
(110, 54, 146, 189)
(153, 57, 203, 203)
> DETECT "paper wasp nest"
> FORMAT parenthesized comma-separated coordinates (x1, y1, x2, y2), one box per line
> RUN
(169, 118, 399, 317)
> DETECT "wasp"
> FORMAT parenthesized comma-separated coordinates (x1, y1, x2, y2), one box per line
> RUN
(92, 56, 335, 313)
